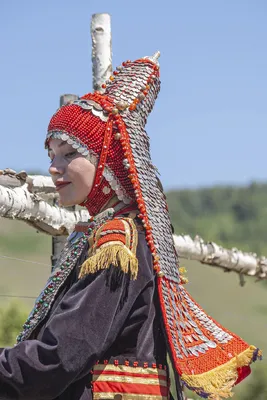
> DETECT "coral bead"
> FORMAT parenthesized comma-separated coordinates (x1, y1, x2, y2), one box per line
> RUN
(114, 132, 121, 140)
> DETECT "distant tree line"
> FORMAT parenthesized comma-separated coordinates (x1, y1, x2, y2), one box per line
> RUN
(167, 182, 267, 256)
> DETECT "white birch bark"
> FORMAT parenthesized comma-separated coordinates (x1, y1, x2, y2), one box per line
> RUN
(0, 184, 88, 235)
(27, 175, 56, 193)
(174, 234, 267, 280)
(1, 181, 266, 280)
(59, 94, 78, 107)
(0, 171, 55, 193)
(91, 13, 112, 92)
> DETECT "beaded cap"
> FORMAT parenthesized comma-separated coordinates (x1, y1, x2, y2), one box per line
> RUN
(45, 53, 261, 399)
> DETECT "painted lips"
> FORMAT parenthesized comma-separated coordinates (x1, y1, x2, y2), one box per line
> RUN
(56, 182, 71, 191)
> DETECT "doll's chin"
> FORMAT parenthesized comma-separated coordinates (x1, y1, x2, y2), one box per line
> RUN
(58, 196, 78, 207)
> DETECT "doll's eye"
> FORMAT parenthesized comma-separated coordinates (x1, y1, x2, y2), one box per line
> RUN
(65, 151, 77, 158)
(48, 153, 54, 164)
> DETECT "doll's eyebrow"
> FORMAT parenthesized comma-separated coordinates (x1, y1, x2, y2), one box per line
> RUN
(47, 142, 68, 152)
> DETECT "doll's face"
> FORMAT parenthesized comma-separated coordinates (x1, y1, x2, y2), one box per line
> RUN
(48, 138, 96, 206)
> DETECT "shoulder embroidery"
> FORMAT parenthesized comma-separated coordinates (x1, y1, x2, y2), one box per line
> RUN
(78, 217, 138, 280)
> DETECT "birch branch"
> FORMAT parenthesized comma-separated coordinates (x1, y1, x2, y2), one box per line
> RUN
(0, 169, 27, 188)
(27, 175, 56, 194)
(0, 170, 56, 193)
(91, 13, 112, 92)
(0, 184, 88, 235)
(174, 234, 267, 280)
(1, 175, 267, 280)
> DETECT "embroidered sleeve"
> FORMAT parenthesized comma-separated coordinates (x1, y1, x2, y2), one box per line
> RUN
(79, 218, 138, 280)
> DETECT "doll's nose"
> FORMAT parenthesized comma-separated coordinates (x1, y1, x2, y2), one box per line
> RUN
(48, 159, 65, 176)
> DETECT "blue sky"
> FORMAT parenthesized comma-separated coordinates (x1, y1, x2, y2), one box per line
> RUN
(0, 1, 266, 190)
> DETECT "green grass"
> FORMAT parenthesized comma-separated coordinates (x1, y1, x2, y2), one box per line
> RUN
(0, 218, 51, 308)
(0, 217, 266, 398)
(183, 259, 266, 398)
(0, 219, 51, 255)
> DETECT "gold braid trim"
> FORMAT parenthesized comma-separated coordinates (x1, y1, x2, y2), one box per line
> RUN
(79, 243, 138, 280)
(78, 218, 139, 280)
(181, 345, 262, 400)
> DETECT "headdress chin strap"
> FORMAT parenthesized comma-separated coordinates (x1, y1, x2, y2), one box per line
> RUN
(80, 117, 115, 215)
(88, 117, 114, 199)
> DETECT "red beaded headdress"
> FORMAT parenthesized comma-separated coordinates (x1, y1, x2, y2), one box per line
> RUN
(46, 52, 261, 399)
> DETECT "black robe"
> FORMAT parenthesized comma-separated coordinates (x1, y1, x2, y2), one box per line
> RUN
(0, 229, 181, 400)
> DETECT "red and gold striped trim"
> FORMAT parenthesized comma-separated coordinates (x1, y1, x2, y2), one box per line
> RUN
(92, 364, 169, 400)
(78, 217, 139, 280)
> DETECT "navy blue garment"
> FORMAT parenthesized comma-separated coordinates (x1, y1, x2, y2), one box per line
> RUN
(0, 230, 176, 400)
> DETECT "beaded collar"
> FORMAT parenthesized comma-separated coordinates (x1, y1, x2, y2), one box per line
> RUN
(16, 208, 115, 343)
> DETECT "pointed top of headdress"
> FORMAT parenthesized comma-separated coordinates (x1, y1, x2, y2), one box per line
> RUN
(143, 51, 161, 67)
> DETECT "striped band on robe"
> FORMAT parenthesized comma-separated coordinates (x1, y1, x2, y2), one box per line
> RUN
(92, 363, 169, 400)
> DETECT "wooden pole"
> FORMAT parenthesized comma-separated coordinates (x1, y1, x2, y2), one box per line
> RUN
(59, 94, 78, 107)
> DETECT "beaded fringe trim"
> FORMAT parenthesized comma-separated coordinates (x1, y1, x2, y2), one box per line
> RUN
(181, 345, 262, 400)
(78, 243, 138, 280)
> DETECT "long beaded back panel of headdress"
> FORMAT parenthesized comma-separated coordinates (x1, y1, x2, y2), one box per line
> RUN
(46, 52, 180, 280)
(46, 54, 261, 398)
(103, 55, 180, 281)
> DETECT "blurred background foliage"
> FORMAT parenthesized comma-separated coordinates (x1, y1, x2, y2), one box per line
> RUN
(167, 182, 267, 256)
(0, 302, 28, 347)
(0, 182, 266, 398)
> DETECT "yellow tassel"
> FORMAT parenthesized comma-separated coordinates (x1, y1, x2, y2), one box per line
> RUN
(78, 243, 138, 280)
(179, 266, 189, 284)
(181, 345, 262, 400)
(179, 267, 187, 274)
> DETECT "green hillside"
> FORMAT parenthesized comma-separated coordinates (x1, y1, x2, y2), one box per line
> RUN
(167, 182, 267, 256)
(0, 183, 266, 399)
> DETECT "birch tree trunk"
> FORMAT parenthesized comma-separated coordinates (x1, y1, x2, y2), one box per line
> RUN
(91, 13, 112, 92)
